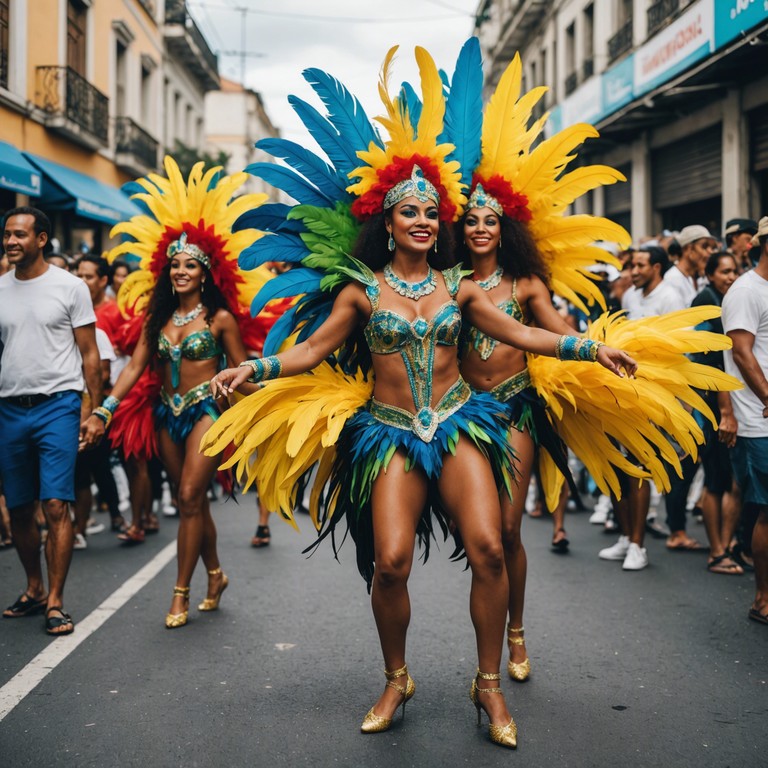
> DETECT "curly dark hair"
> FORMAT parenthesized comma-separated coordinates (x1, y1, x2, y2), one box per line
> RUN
(454, 214, 549, 283)
(351, 211, 456, 272)
(144, 261, 229, 358)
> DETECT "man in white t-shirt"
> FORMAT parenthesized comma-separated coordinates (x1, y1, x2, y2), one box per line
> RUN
(0, 207, 105, 637)
(622, 246, 685, 319)
(722, 215, 768, 626)
(665, 225, 718, 306)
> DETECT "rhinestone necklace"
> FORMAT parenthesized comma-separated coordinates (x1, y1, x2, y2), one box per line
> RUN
(474, 266, 504, 291)
(172, 302, 204, 327)
(383, 263, 436, 301)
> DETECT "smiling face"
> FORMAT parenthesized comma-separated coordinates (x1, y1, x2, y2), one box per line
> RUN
(630, 251, 659, 291)
(169, 255, 206, 297)
(2, 214, 47, 270)
(463, 207, 501, 258)
(708, 254, 737, 295)
(385, 196, 439, 257)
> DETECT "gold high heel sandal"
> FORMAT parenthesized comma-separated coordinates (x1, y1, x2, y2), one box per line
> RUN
(360, 664, 416, 734)
(469, 669, 518, 749)
(507, 625, 531, 682)
(165, 586, 190, 629)
(198, 567, 229, 611)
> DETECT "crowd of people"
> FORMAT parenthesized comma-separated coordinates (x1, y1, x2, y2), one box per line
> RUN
(1, 38, 766, 751)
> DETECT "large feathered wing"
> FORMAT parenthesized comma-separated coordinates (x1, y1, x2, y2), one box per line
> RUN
(528, 307, 742, 509)
(200, 362, 373, 526)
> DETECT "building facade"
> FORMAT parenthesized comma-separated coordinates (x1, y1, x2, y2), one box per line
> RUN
(476, 0, 768, 239)
(204, 77, 280, 198)
(0, 0, 221, 252)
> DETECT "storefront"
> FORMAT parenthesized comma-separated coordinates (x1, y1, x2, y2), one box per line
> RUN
(0, 140, 41, 218)
(751, 103, 768, 215)
(23, 153, 140, 253)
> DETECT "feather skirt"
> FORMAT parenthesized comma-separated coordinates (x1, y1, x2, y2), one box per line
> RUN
(307, 390, 516, 588)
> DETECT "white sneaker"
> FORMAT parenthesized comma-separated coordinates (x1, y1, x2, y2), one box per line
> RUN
(86, 519, 105, 535)
(599, 535, 630, 560)
(589, 495, 611, 524)
(73, 533, 87, 550)
(622, 542, 648, 570)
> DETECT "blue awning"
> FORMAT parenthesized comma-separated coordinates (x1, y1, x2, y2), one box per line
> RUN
(23, 153, 141, 225)
(0, 142, 42, 196)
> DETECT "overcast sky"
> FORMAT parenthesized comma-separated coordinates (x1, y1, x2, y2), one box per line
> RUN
(188, 0, 478, 144)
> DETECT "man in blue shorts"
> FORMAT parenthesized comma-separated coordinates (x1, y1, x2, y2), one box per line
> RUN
(0, 207, 105, 636)
(722, 216, 768, 625)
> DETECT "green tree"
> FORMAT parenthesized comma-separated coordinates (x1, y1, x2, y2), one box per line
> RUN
(168, 139, 231, 179)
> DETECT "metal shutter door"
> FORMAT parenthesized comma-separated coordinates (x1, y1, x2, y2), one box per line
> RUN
(604, 164, 632, 215)
(652, 125, 722, 208)
(751, 104, 768, 172)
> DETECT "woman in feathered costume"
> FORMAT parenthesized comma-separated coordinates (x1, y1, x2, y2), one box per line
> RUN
(208, 45, 634, 748)
(437, 40, 741, 684)
(105, 157, 267, 628)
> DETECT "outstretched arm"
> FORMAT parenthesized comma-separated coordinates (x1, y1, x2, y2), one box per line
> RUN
(211, 283, 365, 397)
(459, 280, 636, 377)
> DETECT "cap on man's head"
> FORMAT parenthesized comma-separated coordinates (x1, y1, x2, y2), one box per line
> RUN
(677, 225, 713, 247)
(751, 216, 768, 247)
(724, 218, 758, 237)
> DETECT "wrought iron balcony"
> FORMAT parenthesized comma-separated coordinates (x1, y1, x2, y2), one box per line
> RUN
(647, 0, 680, 37)
(115, 116, 159, 174)
(582, 57, 594, 80)
(164, 0, 218, 91)
(35, 66, 109, 149)
(565, 71, 578, 96)
(608, 19, 633, 63)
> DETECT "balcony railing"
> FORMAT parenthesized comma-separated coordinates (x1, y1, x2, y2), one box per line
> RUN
(608, 19, 633, 63)
(647, 0, 680, 37)
(564, 71, 578, 96)
(36, 66, 109, 146)
(164, 0, 218, 89)
(582, 57, 594, 80)
(115, 116, 159, 171)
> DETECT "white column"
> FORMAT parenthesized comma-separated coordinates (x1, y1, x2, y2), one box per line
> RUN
(721, 89, 748, 225)
(631, 134, 651, 239)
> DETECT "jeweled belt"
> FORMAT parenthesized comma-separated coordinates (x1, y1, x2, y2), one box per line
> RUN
(489, 369, 531, 403)
(159, 382, 213, 417)
(368, 377, 471, 442)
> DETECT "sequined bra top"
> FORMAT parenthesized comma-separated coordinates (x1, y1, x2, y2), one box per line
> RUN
(158, 328, 222, 389)
(362, 265, 464, 415)
(463, 278, 526, 361)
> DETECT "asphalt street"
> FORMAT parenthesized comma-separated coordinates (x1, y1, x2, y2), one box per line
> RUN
(1, 495, 766, 768)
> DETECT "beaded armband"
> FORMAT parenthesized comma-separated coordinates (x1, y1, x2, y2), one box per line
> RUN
(102, 395, 120, 414)
(555, 336, 604, 363)
(91, 406, 113, 428)
(238, 355, 282, 383)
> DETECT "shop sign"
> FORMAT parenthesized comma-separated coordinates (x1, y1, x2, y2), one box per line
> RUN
(714, 0, 768, 49)
(602, 54, 635, 116)
(634, 0, 714, 93)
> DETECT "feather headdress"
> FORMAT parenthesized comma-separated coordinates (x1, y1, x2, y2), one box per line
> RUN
(106, 156, 269, 349)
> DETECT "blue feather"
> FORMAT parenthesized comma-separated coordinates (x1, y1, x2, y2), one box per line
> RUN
(250, 268, 323, 317)
(238, 233, 308, 270)
(262, 302, 300, 355)
(303, 68, 382, 153)
(399, 82, 422, 132)
(245, 163, 336, 207)
(256, 138, 350, 199)
(234, 204, 304, 234)
(440, 37, 483, 189)
(289, 96, 360, 175)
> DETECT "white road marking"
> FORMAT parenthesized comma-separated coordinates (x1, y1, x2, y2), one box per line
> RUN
(0, 540, 177, 722)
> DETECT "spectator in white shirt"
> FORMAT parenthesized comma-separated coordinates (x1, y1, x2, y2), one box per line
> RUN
(665, 225, 718, 306)
(623, 246, 685, 319)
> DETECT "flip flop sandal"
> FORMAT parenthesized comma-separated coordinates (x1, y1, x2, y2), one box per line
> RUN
(3, 592, 48, 618)
(117, 527, 145, 545)
(45, 606, 74, 636)
(251, 525, 271, 548)
(666, 538, 702, 551)
(706, 554, 743, 575)
(748, 607, 768, 625)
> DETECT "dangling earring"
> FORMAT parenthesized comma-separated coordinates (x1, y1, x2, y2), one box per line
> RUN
(171, 285, 176, 295)
(498, 236, 502, 250)
(434, 238, 438, 255)
(387, 233, 395, 252)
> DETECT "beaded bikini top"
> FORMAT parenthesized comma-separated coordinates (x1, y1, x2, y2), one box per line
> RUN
(463, 278, 526, 361)
(360, 264, 465, 436)
(158, 328, 222, 388)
